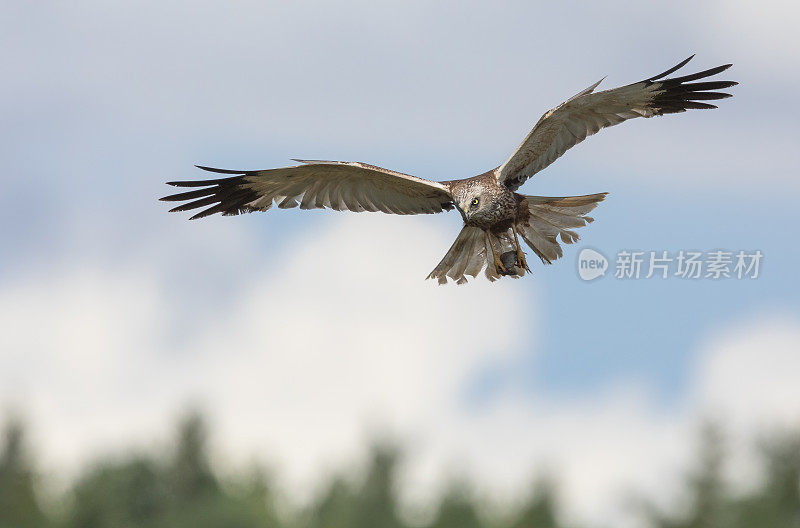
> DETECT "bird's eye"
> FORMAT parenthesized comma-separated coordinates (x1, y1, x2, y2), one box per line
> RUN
(471, 198, 479, 206)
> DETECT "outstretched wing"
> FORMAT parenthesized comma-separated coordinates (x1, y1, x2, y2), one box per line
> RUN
(161, 160, 454, 219)
(496, 56, 737, 191)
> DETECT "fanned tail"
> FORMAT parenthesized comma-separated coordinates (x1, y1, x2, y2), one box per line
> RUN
(517, 193, 607, 264)
(426, 227, 527, 285)
(427, 226, 487, 285)
(428, 225, 529, 285)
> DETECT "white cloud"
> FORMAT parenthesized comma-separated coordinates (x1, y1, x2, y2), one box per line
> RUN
(700, 0, 800, 80)
(0, 212, 527, 481)
(182, 214, 529, 486)
(2, 207, 799, 527)
(3, 0, 797, 199)
(0, 266, 168, 465)
(693, 315, 800, 431)
(392, 313, 800, 528)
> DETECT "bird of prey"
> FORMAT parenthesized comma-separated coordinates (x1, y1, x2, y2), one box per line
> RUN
(161, 56, 735, 284)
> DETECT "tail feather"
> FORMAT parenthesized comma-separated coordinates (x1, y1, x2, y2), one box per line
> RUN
(427, 226, 487, 285)
(427, 226, 526, 285)
(518, 192, 607, 264)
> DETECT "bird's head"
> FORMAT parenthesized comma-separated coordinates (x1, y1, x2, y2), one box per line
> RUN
(456, 190, 490, 223)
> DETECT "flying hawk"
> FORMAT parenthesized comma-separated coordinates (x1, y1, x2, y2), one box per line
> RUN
(161, 56, 735, 284)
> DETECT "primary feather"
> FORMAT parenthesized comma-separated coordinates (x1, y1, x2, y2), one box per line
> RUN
(496, 56, 736, 191)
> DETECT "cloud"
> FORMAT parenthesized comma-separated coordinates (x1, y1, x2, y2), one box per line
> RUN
(391, 313, 800, 528)
(0, 212, 527, 480)
(2, 207, 799, 527)
(0, 266, 168, 465)
(3, 0, 796, 203)
(693, 315, 800, 431)
(700, 0, 800, 81)
(180, 214, 529, 485)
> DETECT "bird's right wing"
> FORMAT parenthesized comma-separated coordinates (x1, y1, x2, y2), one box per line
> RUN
(161, 160, 454, 219)
(496, 56, 737, 191)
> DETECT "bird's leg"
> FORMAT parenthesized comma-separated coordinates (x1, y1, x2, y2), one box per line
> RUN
(511, 223, 530, 272)
(486, 231, 508, 275)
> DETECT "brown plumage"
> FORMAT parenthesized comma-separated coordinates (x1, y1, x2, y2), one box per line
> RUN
(160, 56, 735, 284)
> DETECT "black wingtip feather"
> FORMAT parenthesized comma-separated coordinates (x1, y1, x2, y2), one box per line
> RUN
(168, 195, 221, 213)
(159, 187, 218, 202)
(646, 59, 736, 116)
(666, 63, 732, 84)
(161, 169, 262, 219)
(166, 176, 243, 188)
(683, 80, 738, 91)
(195, 165, 251, 175)
(647, 55, 695, 81)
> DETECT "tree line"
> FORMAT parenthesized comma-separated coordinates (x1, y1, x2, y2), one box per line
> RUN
(1, 413, 798, 528)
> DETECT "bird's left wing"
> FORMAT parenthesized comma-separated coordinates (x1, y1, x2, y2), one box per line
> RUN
(161, 160, 454, 219)
(496, 56, 737, 191)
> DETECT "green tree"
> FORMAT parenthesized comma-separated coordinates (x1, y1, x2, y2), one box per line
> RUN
(507, 478, 560, 528)
(0, 417, 49, 528)
(731, 432, 800, 528)
(428, 482, 484, 528)
(65, 412, 282, 528)
(67, 456, 164, 528)
(643, 423, 730, 528)
(168, 412, 218, 502)
(307, 477, 357, 528)
(351, 443, 405, 528)
(156, 412, 280, 528)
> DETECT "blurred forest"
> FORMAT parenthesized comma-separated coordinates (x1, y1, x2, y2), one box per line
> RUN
(1, 413, 798, 528)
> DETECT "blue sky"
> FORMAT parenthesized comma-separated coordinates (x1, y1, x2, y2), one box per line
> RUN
(2, 1, 799, 526)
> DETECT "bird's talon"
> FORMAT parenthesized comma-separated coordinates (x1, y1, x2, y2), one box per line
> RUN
(494, 255, 509, 276)
(516, 251, 530, 272)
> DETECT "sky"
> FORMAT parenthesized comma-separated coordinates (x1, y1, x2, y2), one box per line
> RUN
(1, 1, 799, 527)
